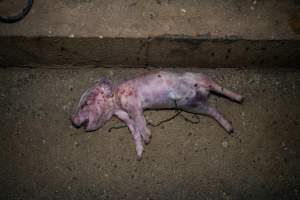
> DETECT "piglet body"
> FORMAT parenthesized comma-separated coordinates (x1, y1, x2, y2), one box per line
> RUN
(71, 71, 243, 160)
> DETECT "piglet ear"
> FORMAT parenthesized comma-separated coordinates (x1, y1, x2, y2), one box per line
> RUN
(72, 86, 95, 115)
(97, 76, 112, 85)
(97, 76, 113, 97)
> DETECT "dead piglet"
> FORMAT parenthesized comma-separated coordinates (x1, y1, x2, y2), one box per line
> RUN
(71, 71, 243, 160)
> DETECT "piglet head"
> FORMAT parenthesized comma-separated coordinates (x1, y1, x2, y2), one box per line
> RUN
(71, 77, 114, 131)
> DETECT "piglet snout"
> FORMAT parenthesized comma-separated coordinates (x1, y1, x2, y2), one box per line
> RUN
(70, 115, 80, 127)
(71, 114, 86, 128)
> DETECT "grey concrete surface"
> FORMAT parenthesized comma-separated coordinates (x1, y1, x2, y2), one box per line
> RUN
(0, 0, 300, 39)
(0, 67, 299, 200)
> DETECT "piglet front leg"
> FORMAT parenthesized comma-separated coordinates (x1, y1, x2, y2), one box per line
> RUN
(114, 110, 144, 160)
(127, 107, 151, 144)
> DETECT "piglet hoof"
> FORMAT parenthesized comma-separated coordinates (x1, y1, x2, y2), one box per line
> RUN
(237, 96, 244, 104)
(136, 153, 144, 161)
(144, 137, 151, 145)
(228, 127, 234, 134)
(136, 146, 144, 161)
(137, 156, 142, 161)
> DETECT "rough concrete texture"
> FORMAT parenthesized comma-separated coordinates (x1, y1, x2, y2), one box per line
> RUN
(0, 67, 299, 200)
(0, 0, 300, 39)
(1, 1, 299, 68)
(1, 37, 299, 68)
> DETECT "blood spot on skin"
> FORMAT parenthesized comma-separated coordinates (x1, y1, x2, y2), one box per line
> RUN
(166, 80, 173, 85)
(194, 83, 198, 87)
(157, 74, 161, 78)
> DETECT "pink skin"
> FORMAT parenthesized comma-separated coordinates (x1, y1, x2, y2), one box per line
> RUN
(71, 71, 243, 160)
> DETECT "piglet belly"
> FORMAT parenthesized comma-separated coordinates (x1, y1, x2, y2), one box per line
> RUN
(140, 89, 175, 109)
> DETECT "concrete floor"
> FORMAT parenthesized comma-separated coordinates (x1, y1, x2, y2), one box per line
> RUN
(0, 67, 299, 199)
(0, 0, 299, 39)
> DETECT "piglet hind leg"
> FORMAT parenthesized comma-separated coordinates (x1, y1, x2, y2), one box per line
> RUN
(197, 74, 244, 103)
(183, 104, 234, 133)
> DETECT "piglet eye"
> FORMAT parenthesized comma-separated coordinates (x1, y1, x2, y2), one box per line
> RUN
(80, 102, 88, 109)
